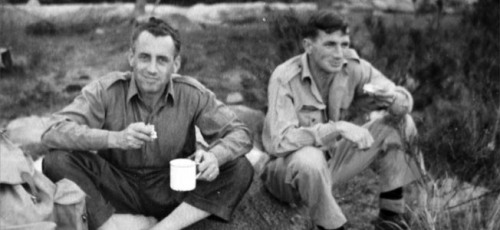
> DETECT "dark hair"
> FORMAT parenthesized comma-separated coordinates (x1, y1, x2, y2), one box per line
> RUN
(302, 10, 349, 39)
(130, 17, 181, 56)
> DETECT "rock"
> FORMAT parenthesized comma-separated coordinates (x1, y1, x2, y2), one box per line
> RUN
(228, 105, 265, 149)
(5, 115, 52, 160)
(186, 3, 224, 25)
(12, 54, 29, 69)
(64, 68, 97, 85)
(5, 115, 51, 147)
(64, 84, 83, 93)
(216, 3, 269, 25)
(372, 0, 415, 13)
(186, 2, 316, 25)
(79, 75, 91, 81)
(163, 13, 202, 32)
(62, 68, 97, 94)
(220, 68, 257, 91)
(95, 28, 105, 35)
(26, 0, 41, 7)
(25, 20, 57, 36)
(197, 104, 265, 149)
(330, 0, 376, 12)
(244, 147, 269, 177)
(0, 48, 13, 70)
(226, 92, 244, 104)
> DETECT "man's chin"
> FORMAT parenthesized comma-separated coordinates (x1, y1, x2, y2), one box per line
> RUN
(139, 85, 162, 95)
(328, 66, 342, 73)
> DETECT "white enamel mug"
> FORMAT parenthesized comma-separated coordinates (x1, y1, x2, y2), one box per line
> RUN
(170, 159, 197, 191)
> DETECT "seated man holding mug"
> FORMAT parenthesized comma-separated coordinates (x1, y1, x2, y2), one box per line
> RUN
(41, 17, 253, 230)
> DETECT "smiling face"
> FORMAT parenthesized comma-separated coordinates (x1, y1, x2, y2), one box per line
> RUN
(128, 31, 180, 97)
(304, 30, 350, 74)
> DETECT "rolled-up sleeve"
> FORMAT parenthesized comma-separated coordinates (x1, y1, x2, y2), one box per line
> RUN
(194, 90, 253, 166)
(41, 81, 109, 150)
(262, 74, 341, 157)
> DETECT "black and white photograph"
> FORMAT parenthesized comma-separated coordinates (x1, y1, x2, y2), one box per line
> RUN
(0, 0, 499, 229)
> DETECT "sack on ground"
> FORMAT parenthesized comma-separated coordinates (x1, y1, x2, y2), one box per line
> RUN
(0, 131, 88, 230)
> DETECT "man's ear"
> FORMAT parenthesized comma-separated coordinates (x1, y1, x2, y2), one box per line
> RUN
(173, 55, 181, 73)
(302, 38, 313, 54)
(127, 49, 134, 67)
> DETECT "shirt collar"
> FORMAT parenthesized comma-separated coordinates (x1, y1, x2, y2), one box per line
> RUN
(126, 72, 176, 105)
(300, 53, 313, 82)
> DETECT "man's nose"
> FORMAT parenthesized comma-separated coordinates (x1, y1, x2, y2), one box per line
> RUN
(147, 60, 158, 74)
(332, 45, 343, 58)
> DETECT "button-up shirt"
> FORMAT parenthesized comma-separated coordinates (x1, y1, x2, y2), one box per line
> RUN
(262, 49, 412, 157)
(42, 72, 252, 170)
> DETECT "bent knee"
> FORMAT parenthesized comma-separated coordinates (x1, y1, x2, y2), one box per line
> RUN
(369, 115, 418, 146)
(224, 156, 254, 188)
(289, 146, 327, 173)
(42, 150, 74, 181)
(43, 150, 71, 171)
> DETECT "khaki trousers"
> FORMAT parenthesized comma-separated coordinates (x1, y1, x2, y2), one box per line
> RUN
(261, 115, 424, 229)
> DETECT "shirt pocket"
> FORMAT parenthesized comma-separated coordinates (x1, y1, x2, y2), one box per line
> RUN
(297, 105, 324, 127)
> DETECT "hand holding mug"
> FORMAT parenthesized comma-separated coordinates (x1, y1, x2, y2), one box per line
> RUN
(192, 150, 219, 182)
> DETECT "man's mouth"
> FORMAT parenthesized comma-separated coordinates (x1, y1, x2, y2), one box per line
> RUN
(330, 61, 343, 68)
(143, 75, 158, 82)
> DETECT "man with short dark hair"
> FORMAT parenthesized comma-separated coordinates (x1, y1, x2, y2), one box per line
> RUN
(261, 10, 424, 230)
(41, 18, 254, 230)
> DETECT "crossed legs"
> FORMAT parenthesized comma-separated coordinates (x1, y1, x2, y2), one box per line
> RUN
(43, 151, 253, 230)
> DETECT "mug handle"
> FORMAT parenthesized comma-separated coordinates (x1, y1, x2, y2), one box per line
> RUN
(195, 162, 201, 179)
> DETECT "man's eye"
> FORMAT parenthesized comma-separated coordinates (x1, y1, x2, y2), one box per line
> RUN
(158, 57, 169, 64)
(341, 43, 350, 48)
(139, 55, 150, 61)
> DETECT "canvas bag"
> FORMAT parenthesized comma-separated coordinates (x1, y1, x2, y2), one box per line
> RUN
(0, 131, 88, 230)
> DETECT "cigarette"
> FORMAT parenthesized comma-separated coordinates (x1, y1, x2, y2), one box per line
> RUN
(148, 124, 157, 139)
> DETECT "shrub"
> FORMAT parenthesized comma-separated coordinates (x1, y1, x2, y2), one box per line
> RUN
(363, 0, 499, 188)
(25, 20, 58, 36)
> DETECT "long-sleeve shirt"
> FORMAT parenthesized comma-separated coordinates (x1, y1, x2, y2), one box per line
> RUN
(42, 72, 253, 169)
(262, 49, 413, 157)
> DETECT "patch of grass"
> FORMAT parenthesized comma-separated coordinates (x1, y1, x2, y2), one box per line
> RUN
(358, 0, 499, 228)
(0, 7, 131, 122)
